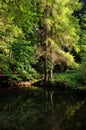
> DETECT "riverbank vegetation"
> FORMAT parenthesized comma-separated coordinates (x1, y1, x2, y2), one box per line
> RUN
(0, 0, 86, 91)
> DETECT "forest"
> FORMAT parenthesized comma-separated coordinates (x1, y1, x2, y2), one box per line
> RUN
(0, 1, 86, 130)
(0, 0, 86, 90)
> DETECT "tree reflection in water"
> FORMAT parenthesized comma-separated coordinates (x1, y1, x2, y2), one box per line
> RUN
(0, 87, 86, 130)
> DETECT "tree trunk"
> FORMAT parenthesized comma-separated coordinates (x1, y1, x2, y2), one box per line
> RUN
(44, 53, 49, 82)
(44, 5, 49, 82)
(49, 24, 53, 80)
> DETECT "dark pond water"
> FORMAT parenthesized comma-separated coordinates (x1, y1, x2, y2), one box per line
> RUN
(0, 87, 86, 130)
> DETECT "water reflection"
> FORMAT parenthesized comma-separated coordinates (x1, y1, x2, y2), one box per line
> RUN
(0, 87, 86, 130)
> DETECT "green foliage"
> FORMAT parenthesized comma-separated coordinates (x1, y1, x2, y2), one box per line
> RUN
(54, 72, 78, 84)
(0, 0, 38, 81)
(76, 0, 86, 85)
(0, 0, 86, 85)
(54, 62, 86, 89)
(8, 40, 38, 80)
(75, 62, 86, 85)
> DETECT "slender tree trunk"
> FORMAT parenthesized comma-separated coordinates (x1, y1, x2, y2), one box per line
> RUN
(44, 5, 54, 81)
(44, 50, 49, 82)
(48, 48, 53, 80)
(50, 65, 53, 79)
(44, 5, 49, 82)
(49, 25, 53, 80)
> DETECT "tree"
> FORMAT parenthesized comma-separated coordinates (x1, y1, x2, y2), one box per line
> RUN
(0, 0, 38, 80)
(35, 0, 81, 81)
(75, 0, 86, 85)
(79, 0, 86, 61)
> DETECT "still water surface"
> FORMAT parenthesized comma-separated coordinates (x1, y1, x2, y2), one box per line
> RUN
(0, 87, 86, 130)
